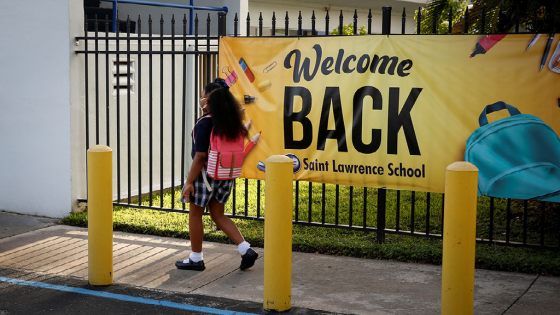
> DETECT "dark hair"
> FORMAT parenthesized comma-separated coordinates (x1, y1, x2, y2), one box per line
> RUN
(205, 78, 248, 141)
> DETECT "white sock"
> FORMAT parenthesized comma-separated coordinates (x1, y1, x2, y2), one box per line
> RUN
(237, 241, 250, 256)
(185, 251, 203, 263)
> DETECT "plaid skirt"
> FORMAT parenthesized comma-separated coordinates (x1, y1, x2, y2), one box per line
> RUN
(180, 169, 234, 207)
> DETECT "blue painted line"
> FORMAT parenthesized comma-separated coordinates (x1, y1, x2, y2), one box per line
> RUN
(0, 276, 257, 315)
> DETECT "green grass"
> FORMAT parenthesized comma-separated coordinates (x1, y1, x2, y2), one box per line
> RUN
(62, 179, 560, 276)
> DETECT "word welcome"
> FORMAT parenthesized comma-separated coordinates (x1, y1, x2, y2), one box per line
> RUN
(284, 44, 414, 83)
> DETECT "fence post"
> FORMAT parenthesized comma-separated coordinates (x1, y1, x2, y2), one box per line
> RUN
(87, 145, 113, 286)
(263, 155, 293, 312)
(441, 162, 478, 315)
(217, 11, 227, 36)
(382, 6, 392, 35)
(376, 6, 392, 244)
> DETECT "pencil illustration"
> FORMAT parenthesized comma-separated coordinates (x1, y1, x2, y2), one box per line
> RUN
(526, 34, 541, 51)
(244, 119, 252, 131)
(244, 131, 261, 157)
(470, 35, 507, 58)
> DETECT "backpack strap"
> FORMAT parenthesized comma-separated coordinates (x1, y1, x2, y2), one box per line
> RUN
(200, 167, 212, 192)
(192, 114, 212, 144)
(479, 102, 521, 126)
(193, 114, 213, 192)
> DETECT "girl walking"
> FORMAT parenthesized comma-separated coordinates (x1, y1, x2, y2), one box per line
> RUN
(176, 78, 258, 271)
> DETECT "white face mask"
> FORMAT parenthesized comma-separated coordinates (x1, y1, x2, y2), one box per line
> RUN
(199, 97, 208, 111)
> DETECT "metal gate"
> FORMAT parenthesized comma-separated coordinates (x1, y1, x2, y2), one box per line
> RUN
(77, 4, 560, 250)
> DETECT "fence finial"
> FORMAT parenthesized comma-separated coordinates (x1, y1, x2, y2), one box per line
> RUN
(448, 7, 453, 34)
(325, 9, 330, 35)
(417, 7, 422, 35)
(353, 9, 358, 35)
(464, 7, 469, 34)
(402, 8, 406, 34)
(259, 12, 263, 36)
(234, 13, 238, 37)
(368, 9, 372, 34)
(338, 10, 343, 35)
(247, 12, 251, 37)
(272, 11, 276, 36)
(285, 11, 289, 36)
(298, 11, 302, 36)
(311, 10, 316, 35)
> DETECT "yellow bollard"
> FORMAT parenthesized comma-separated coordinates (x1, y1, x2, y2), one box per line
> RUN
(87, 145, 113, 286)
(263, 155, 293, 312)
(441, 162, 478, 315)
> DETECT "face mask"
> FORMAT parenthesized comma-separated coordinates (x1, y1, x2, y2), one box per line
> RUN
(199, 97, 208, 111)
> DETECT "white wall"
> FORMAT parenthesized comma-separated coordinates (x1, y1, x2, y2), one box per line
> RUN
(0, 0, 82, 218)
(77, 36, 206, 201)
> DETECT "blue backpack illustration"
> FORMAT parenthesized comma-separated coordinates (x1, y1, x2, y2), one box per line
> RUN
(464, 101, 560, 201)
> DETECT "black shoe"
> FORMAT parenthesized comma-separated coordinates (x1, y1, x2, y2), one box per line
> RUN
(175, 259, 205, 271)
(240, 248, 258, 270)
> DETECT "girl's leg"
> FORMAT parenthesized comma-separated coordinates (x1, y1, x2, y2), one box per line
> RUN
(208, 198, 258, 270)
(208, 198, 244, 245)
(189, 202, 206, 252)
(176, 202, 206, 270)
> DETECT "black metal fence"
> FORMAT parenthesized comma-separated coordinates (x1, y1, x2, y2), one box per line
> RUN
(77, 4, 560, 250)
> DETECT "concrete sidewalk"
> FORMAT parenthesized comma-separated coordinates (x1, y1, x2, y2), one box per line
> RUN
(0, 211, 558, 314)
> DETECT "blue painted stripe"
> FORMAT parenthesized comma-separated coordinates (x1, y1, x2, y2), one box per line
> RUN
(0, 276, 257, 315)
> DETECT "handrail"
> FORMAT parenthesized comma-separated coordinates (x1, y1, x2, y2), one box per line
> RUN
(97, 0, 228, 34)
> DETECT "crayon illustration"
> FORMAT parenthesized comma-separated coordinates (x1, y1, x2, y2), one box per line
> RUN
(239, 58, 255, 83)
(470, 35, 507, 58)
(244, 131, 261, 158)
(257, 80, 271, 92)
(257, 160, 266, 172)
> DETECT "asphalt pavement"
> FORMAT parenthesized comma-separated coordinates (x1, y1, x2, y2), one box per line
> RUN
(0, 210, 559, 314)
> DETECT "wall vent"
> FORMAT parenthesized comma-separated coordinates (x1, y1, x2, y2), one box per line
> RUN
(112, 58, 135, 96)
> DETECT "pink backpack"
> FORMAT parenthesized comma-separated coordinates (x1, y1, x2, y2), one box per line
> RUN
(195, 115, 245, 181)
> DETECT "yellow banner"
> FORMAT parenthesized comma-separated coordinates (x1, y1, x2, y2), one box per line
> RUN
(219, 35, 560, 193)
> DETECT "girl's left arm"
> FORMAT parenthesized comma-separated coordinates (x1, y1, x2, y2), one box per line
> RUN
(181, 152, 208, 203)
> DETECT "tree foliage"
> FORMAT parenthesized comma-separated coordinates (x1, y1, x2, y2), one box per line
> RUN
(416, 0, 560, 34)
(330, 22, 367, 35)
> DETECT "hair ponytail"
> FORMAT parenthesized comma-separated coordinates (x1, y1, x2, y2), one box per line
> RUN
(205, 79, 248, 141)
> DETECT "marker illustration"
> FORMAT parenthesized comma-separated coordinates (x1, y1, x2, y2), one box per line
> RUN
(470, 35, 507, 58)
(234, 94, 257, 104)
